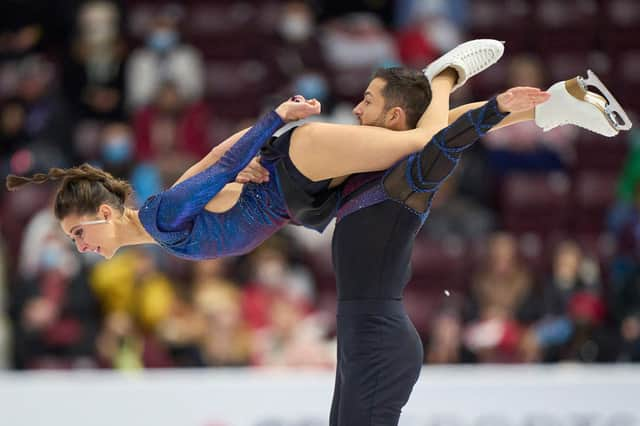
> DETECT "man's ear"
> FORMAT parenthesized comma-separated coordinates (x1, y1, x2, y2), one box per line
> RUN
(387, 107, 409, 130)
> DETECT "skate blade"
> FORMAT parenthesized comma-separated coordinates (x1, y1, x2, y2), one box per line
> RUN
(580, 69, 633, 132)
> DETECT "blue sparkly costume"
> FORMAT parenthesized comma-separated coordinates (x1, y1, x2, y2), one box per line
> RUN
(327, 99, 508, 426)
(137, 111, 294, 261)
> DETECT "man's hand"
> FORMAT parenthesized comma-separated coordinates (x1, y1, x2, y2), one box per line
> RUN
(236, 157, 270, 184)
(275, 95, 322, 122)
(497, 87, 550, 113)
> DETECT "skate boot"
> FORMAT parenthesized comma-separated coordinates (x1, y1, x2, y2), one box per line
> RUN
(535, 69, 632, 137)
(423, 39, 505, 92)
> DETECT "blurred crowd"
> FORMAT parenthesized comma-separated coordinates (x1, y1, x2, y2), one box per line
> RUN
(1, 0, 640, 370)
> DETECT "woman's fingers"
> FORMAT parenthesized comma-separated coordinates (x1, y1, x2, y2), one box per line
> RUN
(498, 87, 551, 112)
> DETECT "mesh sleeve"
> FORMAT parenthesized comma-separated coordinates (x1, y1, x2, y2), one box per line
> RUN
(383, 97, 508, 213)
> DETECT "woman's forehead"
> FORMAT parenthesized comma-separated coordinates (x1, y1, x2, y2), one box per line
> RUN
(59, 213, 88, 235)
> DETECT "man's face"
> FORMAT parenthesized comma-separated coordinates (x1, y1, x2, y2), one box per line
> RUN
(352, 78, 391, 128)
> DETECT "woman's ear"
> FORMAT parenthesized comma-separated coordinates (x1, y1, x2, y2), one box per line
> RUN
(98, 204, 113, 221)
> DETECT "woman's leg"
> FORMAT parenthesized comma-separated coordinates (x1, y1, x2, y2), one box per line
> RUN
(289, 71, 457, 182)
(416, 68, 456, 131)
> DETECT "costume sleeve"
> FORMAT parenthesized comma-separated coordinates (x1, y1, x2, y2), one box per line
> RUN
(383, 97, 509, 213)
(154, 111, 284, 231)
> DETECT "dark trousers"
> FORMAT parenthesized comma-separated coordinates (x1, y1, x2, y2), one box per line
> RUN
(330, 300, 423, 426)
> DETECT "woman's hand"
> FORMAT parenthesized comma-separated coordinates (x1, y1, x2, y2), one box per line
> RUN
(236, 157, 269, 184)
(275, 95, 322, 122)
(497, 87, 551, 113)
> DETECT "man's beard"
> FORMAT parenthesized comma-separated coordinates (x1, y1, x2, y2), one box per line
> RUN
(361, 111, 388, 128)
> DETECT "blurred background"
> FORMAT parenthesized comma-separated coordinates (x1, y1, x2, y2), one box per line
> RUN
(0, 0, 640, 424)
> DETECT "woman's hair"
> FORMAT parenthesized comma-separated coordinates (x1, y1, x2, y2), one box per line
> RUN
(6, 163, 132, 220)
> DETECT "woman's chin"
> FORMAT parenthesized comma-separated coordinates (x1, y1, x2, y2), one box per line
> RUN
(104, 246, 120, 259)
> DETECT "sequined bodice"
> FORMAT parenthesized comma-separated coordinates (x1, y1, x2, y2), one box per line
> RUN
(139, 168, 289, 260)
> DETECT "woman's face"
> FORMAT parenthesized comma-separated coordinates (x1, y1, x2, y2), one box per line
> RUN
(59, 206, 119, 259)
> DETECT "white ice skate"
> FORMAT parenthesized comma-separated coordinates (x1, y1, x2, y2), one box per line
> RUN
(535, 69, 632, 137)
(422, 39, 505, 92)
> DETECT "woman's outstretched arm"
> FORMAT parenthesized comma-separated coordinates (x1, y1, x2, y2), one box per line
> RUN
(151, 98, 321, 231)
(173, 97, 321, 187)
(447, 98, 536, 132)
(172, 127, 251, 187)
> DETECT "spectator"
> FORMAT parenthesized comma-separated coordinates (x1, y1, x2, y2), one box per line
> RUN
(99, 122, 135, 180)
(464, 232, 534, 362)
(90, 247, 175, 368)
(238, 238, 331, 368)
(133, 81, 210, 166)
(10, 208, 100, 369)
(63, 1, 127, 122)
(157, 258, 248, 367)
(241, 237, 316, 331)
(483, 54, 579, 175)
(0, 97, 29, 180)
(192, 260, 251, 367)
(275, 1, 329, 77)
(0, 238, 9, 368)
(252, 290, 334, 368)
(608, 130, 640, 239)
(611, 244, 640, 361)
(530, 240, 613, 362)
(425, 309, 474, 364)
(126, 4, 205, 110)
(319, 13, 398, 101)
(0, 3, 45, 61)
(4, 55, 73, 172)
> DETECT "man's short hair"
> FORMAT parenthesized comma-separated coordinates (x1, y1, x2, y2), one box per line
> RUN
(372, 67, 432, 129)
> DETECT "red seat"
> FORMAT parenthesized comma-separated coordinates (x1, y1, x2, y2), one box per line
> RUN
(574, 134, 629, 172)
(540, 51, 604, 82)
(410, 237, 469, 291)
(501, 173, 572, 235)
(571, 171, 618, 234)
(535, 0, 599, 31)
(205, 59, 282, 117)
(185, 3, 260, 38)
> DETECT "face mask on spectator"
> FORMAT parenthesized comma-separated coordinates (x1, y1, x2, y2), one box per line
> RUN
(102, 136, 132, 164)
(80, 2, 119, 46)
(147, 30, 178, 52)
(280, 14, 312, 42)
(295, 74, 328, 104)
(40, 242, 65, 271)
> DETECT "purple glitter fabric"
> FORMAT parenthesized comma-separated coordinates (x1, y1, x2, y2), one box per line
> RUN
(336, 181, 387, 223)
